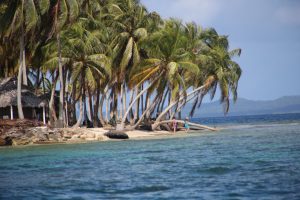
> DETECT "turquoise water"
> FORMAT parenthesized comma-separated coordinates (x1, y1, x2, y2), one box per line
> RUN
(1, 114, 300, 199)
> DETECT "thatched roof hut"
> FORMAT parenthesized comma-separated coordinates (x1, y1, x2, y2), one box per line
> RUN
(0, 77, 48, 108)
(0, 77, 50, 123)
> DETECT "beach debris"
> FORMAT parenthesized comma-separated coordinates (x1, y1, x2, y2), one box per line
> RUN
(0, 118, 111, 146)
(104, 131, 129, 139)
(152, 120, 218, 131)
(0, 138, 6, 145)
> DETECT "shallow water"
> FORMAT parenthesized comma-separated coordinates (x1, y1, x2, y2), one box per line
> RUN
(1, 114, 300, 199)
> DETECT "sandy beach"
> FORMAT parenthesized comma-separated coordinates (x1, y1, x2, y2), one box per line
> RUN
(54, 127, 203, 143)
(0, 122, 212, 147)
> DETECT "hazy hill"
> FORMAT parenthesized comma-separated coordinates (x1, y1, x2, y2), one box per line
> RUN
(181, 96, 300, 117)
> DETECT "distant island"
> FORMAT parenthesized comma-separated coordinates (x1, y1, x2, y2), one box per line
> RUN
(182, 96, 300, 117)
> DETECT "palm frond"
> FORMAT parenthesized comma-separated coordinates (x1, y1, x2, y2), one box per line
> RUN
(25, 0, 39, 32)
(120, 37, 133, 75)
(38, 0, 50, 15)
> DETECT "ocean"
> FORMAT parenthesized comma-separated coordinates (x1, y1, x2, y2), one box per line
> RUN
(1, 113, 300, 199)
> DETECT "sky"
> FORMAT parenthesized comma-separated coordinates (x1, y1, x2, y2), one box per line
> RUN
(141, 0, 300, 101)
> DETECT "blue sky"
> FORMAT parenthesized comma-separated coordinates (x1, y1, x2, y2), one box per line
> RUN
(141, 0, 300, 101)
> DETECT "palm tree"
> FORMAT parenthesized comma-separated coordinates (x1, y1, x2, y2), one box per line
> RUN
(106, 0, 160, 120)
(119, 19, 200, 130)
(152, 28, 242, 130)
(0, 0, 242, 130)
(197, 28, 242, 113)
(0, 0, 50, 119)
(44, 16, 111, 127)
(49, 0, 79, 126)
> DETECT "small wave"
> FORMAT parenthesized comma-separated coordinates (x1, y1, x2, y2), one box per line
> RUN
(221, 122, 300, 130)
(221, 125, 256, 130)
(196, 166, 233, 175)
(122, 185, 170, 193)
(254, 160, 269, 165)
(228, 192, 243, 197)
(135, 150, 165, 154)
(90, 185, 170, 194)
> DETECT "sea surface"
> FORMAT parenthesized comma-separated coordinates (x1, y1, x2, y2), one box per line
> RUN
(1, 113, 300, 199)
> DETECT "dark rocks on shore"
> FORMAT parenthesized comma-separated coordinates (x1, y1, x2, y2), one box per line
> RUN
(0, 119, 44, 146)
(0, 137, 6, 145)
(0, 119, 108, 146)
(0, 119, 44, 129)
(0, 119, 62, 146)
(104, 131, 129, 139)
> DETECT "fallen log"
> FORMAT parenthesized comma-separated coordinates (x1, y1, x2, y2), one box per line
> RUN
(154, 120, 218, 131)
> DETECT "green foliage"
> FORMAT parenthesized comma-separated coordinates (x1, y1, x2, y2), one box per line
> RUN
(0, 0, 242, 119)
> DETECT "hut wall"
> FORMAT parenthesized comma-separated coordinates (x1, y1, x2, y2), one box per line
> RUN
(0, 106, 44, 121)
(0, 107, 10, 119)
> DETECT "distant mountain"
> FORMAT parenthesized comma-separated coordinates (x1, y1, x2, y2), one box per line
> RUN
(181, 96, 300, 117)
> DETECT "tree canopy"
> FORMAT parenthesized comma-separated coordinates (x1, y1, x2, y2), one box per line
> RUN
(0, 0, 242, 130)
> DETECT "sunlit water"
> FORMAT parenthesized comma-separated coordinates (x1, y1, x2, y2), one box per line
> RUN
(1, 114, 300, 199)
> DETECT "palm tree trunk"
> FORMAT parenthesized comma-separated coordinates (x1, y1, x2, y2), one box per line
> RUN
(178, 111, 182, 119)
(145, 92, 151, 120)
(132, 96, 160, 129)
(42, 72, 46, 95)
(83, 90, 88, 126)
(160, 88, 169, 113)
(120, 84, 124, 121)
(129, 89, 135, 125)
(94, 87, 100, 127)
(168, 92, 172, 118)
(99, 86, 108, 126)
(17, 60, 24, 119)
(73, 97, 83, 128)
(64, 71, 69, 127)
(113, 89, 118, 121)
(49, 72, 59, 123)
(122, 83, 127, 122)
(5, 60, 9, 77)
(70, 82, 77, 125)
(152, 85, 205, 130)
(134, 87, 140, 123)
(57, 33, 65, 126)
(106, 93, 109, 122)
(82, 73, 87, 126)
(35, 67, 40, 93)
(17, 29, 25, 119)
(87, 86, 93, 122)
(22, 42, 27, 86)
(120, 75, 161, 130)
(141, 84, 144, 113)
(156, 95, 163, 114)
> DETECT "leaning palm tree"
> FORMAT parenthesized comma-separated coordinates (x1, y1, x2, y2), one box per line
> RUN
(119, 19, 200, 130)
(196, 28, 242, 113)
(152, 28, 242, 130)
(106, 0, 159, 119)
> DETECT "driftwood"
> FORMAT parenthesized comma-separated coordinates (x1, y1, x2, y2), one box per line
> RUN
(104, 131, 129, 139)
(155, 120, 218, 131)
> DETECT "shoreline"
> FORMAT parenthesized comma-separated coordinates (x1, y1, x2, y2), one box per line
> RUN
(0, 126, 213, 148)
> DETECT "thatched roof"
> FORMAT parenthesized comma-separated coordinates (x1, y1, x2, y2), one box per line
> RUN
(0, 77, 48, 108)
